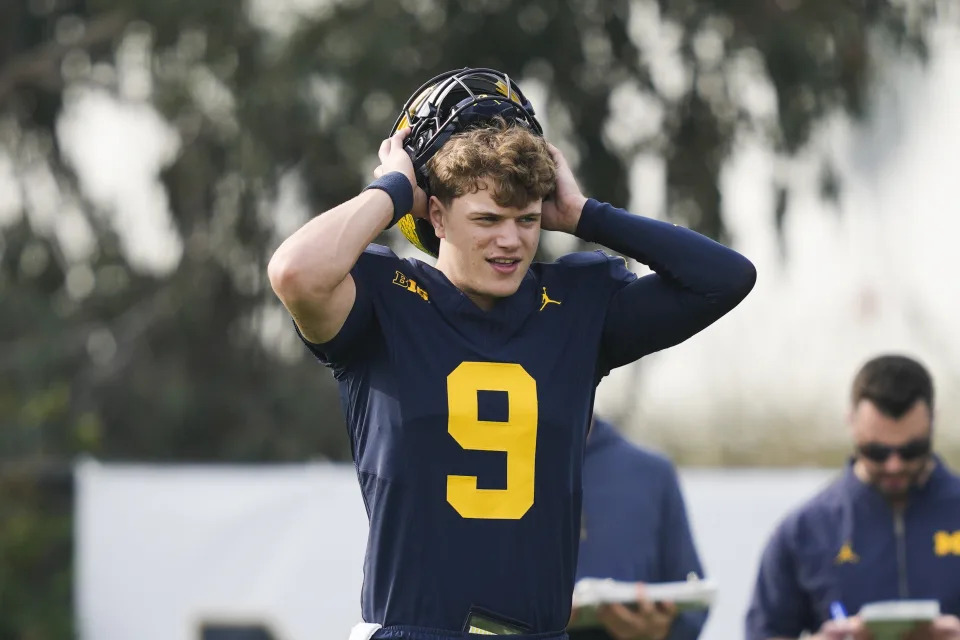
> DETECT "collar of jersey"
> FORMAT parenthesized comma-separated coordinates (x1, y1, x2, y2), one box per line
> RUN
(411, 260, 539, 337)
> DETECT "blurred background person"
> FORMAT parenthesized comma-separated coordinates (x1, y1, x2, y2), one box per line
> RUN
(746, 354, 960, 640)
(570, 415, 708, 640)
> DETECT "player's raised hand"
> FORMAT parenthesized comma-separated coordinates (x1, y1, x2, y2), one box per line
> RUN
(540, 142, 587, 235)
(373, 127, 427, 219)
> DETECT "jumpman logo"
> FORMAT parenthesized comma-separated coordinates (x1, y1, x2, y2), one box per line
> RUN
(539, 287, 561, 311)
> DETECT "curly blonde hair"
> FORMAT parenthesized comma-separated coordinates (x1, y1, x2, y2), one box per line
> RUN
(426, 118, 556, 209)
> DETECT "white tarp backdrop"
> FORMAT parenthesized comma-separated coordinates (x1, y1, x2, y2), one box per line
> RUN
(75, 460, 838, 640)
(75, 460, 369, 640)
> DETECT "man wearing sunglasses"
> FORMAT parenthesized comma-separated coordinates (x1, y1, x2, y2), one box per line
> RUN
(746, 354, 960, 640)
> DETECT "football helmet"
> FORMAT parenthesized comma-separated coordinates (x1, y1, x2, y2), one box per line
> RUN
(390, 67, 543, 256)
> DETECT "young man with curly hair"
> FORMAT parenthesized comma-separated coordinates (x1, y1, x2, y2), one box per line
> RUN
(269, 69, 756, 640)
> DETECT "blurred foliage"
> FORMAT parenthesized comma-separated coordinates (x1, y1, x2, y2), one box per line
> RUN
(0, 465, 72, 639)
(0, 0, 944, 636)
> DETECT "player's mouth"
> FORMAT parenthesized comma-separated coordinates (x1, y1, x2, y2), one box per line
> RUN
(487, 257, 521, 274)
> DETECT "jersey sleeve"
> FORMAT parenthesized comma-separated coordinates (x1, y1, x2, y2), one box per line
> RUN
(554, 250, 637, 289)
(294, 246, 387, 371)
(598, 269, 735, 375)
(575, 199, 756, 376)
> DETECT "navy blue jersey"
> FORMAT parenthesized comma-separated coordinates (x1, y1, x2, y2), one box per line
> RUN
(305, 245, 634, 632)
(296, 199, 755, 635)
(746, 458, 960, 639)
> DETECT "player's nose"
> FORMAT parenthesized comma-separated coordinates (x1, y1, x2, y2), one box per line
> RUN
(495, 220, 522, 249)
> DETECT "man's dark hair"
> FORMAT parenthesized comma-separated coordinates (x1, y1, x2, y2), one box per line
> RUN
(851, 354, 934, 418)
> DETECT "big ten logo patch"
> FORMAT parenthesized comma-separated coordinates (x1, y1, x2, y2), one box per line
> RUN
(392, 271, 428, 301)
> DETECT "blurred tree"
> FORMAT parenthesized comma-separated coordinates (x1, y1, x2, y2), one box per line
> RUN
(0, 463, 72, 639)
(1, 0, 349, 467)
(0, 0, 939, 464)
(0, 0, 943, 636)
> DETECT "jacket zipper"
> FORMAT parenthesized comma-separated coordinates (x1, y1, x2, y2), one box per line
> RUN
(894, 510, 909, 598)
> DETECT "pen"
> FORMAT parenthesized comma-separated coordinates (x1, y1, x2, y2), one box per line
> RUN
(830, 601, 852, 640)
(830, 601, 848, 621)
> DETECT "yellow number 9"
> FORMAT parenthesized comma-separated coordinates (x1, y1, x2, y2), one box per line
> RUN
(446, 362, 538, 520)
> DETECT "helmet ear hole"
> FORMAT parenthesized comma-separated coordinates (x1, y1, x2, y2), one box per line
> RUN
(414, 217, 440, 256)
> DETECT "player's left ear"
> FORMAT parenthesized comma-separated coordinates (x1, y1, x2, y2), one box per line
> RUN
(429, 195, 446, 239)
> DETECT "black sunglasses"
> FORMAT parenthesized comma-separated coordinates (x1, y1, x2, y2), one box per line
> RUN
(857, 437, 932, 463)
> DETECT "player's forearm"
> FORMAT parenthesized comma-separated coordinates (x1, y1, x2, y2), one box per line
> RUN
(268, 190, 392, 298)
(574, 199, 756, 305)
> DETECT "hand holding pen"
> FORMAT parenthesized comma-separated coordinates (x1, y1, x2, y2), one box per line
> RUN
(814, 601, 873, 640)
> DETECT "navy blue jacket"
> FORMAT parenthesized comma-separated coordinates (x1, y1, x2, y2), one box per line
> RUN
(571, 418, 708, 640)
(747, 458, 960, 639)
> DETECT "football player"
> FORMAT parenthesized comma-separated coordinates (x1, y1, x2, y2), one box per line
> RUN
(268, 68, 757, 640)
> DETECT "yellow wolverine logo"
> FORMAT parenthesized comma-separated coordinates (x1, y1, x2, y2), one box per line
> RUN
(539, 287, 561, 311)
(935, 530, 960, 556)
(392, 271, 428, 301)
(834, 542, 860, 565)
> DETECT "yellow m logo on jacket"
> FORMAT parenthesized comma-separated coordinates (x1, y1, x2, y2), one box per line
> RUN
(934, 530, 960, 556)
